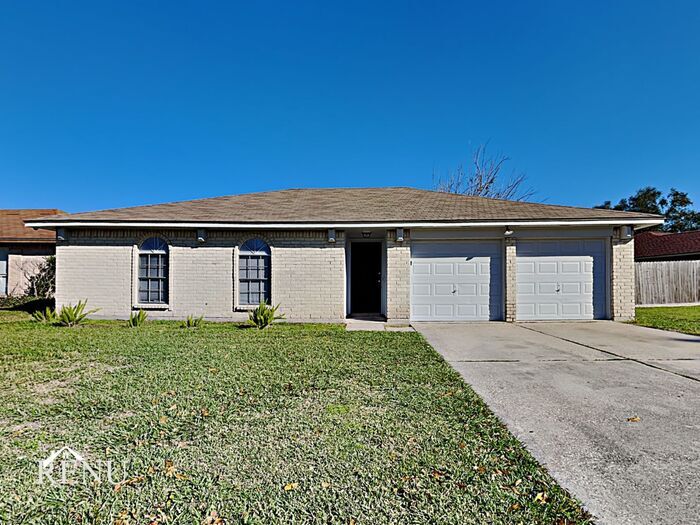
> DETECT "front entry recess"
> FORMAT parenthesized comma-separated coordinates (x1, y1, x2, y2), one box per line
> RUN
(350, 242, 382, 314)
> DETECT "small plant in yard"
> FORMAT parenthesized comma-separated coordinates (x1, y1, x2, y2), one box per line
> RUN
(181, 314, 203, 329)
(31, 307, 58, 324)
(127, 309, 148, 328)
(56, 300, 99, 327)
(248, 301, 285, 329)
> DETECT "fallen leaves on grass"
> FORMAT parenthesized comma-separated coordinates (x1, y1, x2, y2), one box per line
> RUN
(284, 482, 299, 491)
(202, 510, 225, 524)
(534, 492, 548, 504)
(113, 475, 145, 492)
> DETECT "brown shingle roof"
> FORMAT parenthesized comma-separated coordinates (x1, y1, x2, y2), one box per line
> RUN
(635, 230, 700, 260)
(0, 209, 63, 242)
(26, 188, 661, 225)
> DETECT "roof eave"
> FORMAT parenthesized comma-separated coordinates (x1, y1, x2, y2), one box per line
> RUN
(24, 218, 666, 230)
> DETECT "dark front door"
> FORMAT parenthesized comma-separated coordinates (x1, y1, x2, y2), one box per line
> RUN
(350, 242, 382, 314)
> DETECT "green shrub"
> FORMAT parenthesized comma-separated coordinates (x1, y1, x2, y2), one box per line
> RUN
(31, 307, 58, 324)
(127, 309, 148, 328)
(26, 256, 55, 298)
(248, 301, 285, 329)
(181, 315, 203, 329)
(56, 300, 99, 327)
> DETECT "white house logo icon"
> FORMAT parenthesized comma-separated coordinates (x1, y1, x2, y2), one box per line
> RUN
(38, 446, 121, 486)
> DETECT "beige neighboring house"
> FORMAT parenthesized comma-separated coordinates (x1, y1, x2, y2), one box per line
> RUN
(25, 188, 662, 323)
(1, 209, 63, 296)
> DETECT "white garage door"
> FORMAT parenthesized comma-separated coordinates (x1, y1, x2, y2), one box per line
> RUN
(411, 241, 503, 321)
(516, 240, 607, 320)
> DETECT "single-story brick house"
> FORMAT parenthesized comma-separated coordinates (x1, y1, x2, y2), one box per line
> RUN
(25, 188, 662, 323)
(1, 209, 63, 296)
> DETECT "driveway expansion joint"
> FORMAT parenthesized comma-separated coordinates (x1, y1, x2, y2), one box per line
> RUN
(515, 324, 700, 384)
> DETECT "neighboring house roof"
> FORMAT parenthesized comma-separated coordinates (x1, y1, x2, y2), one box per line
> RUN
(0, 209, 63, 242)
(25, 187, 663, 229)
(635, 230, 700, 260)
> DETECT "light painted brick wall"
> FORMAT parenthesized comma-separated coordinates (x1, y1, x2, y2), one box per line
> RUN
(504, 237, 517, 322)
(270, 231, 346, 321)
(56, 232, 133, 315)
(386, 230, 410, 323)
(611, 236, 635, 321)
(56, 228, 345, 321)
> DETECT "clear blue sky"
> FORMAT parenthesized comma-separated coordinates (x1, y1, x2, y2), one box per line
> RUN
(2, 1, 699, 213)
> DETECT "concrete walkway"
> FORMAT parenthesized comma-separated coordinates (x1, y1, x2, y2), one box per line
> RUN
(414, 321, 700, 525)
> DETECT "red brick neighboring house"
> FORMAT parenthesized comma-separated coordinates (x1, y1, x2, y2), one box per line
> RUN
(635, 230, 700, 261)
(0, 209, 62, 296)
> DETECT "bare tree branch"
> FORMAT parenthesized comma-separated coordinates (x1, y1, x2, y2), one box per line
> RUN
(433, 144, 535, 201)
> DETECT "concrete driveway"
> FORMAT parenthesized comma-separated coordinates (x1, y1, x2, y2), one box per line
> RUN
(414, 321, 700, 525)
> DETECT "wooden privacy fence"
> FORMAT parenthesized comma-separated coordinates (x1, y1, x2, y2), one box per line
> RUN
(635, 260, 700, 305)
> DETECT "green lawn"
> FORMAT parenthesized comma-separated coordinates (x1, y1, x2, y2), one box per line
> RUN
(635, 305, 700, 335)
(0, 311, 590, 524)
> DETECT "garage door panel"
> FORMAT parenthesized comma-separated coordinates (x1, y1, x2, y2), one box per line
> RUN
(562, 303, 582, 316)
(517, 282, 536, 294)
(413, 262, 431, 275)
(434, 283, 454, 296)
(412, 304, 431, 317)
(538, 261, 558, 274)
(457, 262, 477, 275)
(456, 304, 477, 317)
(538, 282, 558, 294)
(516, 240, 607, 321)
(434, 263, 454, 275)
(537, 303, 558, 316)
(561, 282, 582, 294)
(412, 283, 431, 296)
(517, 261, 535, 274)
(457, 283, 478, 296)
(519, 303, 535, 316)
(411, 241, 503, 321)
(434, 304, 454, 317)
(561, 261, 582, 273)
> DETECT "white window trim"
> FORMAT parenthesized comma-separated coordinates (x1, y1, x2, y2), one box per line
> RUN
(235, 239, 272, 308)
(131, 241, 172, 310)
(233, 241, 274, 311)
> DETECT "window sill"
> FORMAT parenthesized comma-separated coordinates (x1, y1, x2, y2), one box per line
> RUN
(235, 305, 258, 311)
(133, 304, 170, 311)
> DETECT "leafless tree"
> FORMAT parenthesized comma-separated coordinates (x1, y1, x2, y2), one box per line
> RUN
(433, 144, 535, 201)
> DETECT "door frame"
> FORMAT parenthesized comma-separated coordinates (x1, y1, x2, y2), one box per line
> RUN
(346, 239, 386, 317)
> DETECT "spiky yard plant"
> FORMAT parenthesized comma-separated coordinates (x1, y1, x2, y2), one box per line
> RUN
(127, 309, 148, 328)
(31, 306, 58, 324)
(248, 301, 285, 329)
(56, 300, 99, 327)
(181, 315, 204, 329)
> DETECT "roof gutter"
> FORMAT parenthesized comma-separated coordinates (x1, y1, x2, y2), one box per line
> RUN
(26, 218, 665, 230)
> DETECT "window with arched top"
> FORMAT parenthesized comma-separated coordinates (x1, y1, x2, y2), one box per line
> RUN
(138, 237, 169, 304)
(239, 238, 271, 305)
